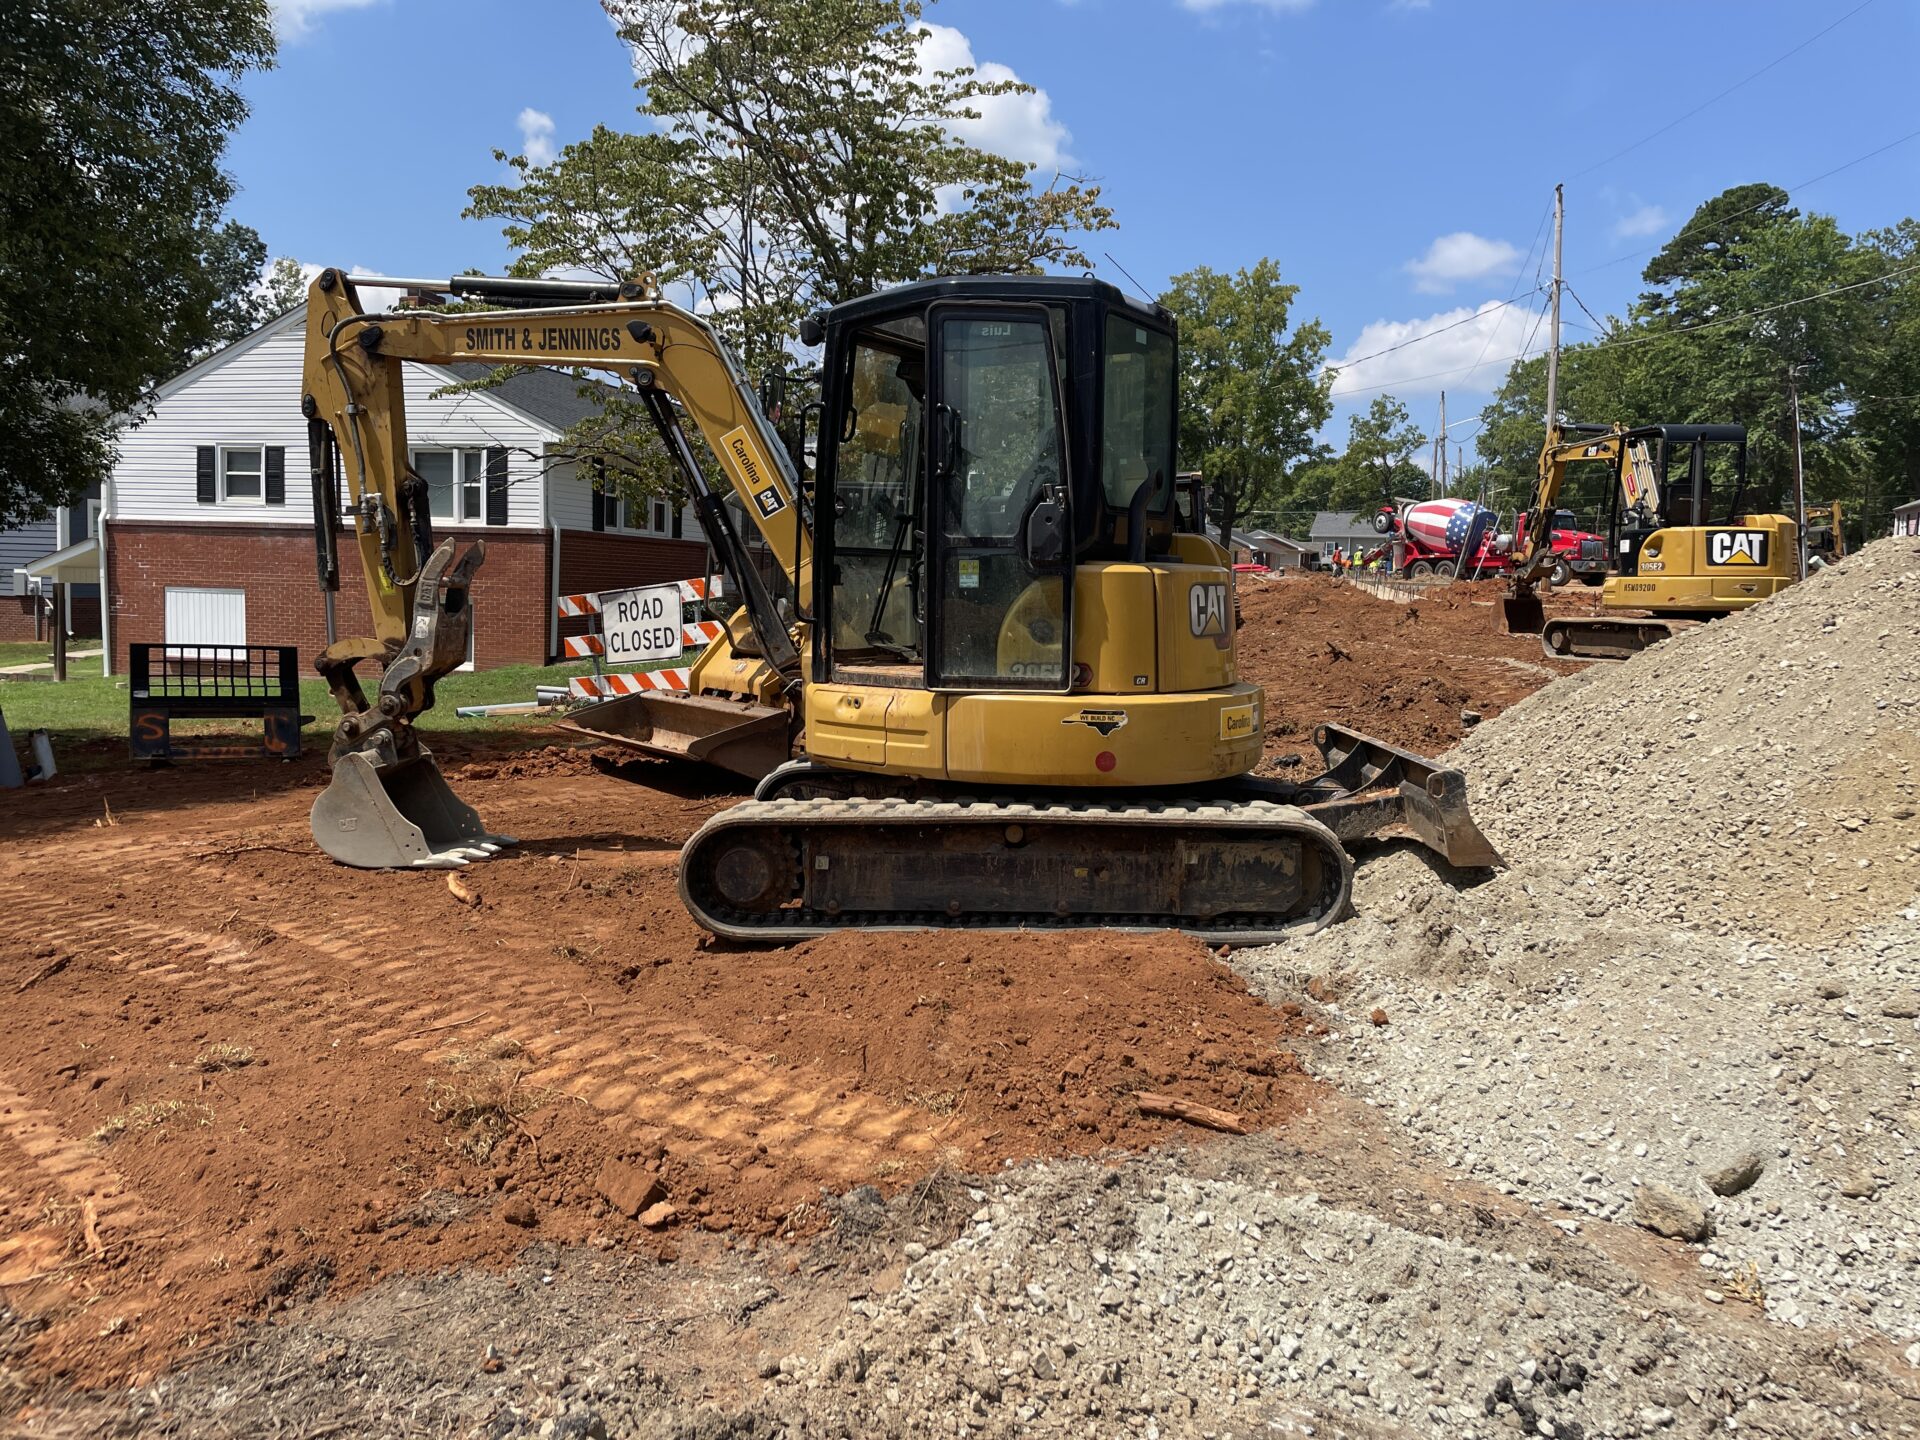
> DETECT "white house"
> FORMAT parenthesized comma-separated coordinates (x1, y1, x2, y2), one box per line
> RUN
(102, 303, 704, 674)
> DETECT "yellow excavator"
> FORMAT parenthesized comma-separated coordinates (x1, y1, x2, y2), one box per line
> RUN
(1504, 421, 1799, 659)
(302, 268, 1498, 940)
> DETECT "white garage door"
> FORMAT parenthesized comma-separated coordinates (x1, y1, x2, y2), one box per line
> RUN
(164, 586, 246, 653)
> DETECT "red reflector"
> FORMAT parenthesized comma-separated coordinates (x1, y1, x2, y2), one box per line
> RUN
(1095, 750, 1117, 773)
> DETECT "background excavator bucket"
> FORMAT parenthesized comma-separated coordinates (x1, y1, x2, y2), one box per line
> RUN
(556, 692, 791, 781)
(311, 750, 514, 869)
(1503, 588, 1545, 635)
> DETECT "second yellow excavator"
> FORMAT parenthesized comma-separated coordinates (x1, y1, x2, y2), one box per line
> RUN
(1504, 421, 1800, 659)
(301, 268, 1499, 940)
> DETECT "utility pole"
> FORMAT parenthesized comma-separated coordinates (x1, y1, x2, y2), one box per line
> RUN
(1544, 183, 1564, 441)
(1788, 366, 1808, 581)
(1437, 391, 1448, 495)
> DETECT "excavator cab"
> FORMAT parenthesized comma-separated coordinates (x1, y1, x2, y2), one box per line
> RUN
(810, 278, 1182, 723)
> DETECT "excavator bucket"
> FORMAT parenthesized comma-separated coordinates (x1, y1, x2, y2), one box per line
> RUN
(311, 749, 515, 869)
(1283, 723, 1503, 870)
(556, 691, 792, 781)
(1502, 588, 1545, 635)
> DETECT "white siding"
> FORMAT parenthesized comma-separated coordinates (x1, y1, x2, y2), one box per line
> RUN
(165, 586, 246, 645)
(548, 459, 592, 531)
(113, 306, 555, 529)
(545, 458, 702, 538)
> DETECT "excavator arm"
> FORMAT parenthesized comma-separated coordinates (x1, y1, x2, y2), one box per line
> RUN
(300, 268, 812, 867)
(1502, 422, 1621, 633)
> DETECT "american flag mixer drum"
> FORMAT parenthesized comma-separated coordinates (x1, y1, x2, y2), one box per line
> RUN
(1403, 497, 1495, 554)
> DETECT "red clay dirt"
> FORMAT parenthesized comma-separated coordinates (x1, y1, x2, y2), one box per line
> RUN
(0, 745, 1308, 1388)
(1234, 574, 1583, 772)
(0, 575, 1575, 1390)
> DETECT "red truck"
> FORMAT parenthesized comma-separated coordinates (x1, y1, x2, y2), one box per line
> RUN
(1516, 507, 1608, 586)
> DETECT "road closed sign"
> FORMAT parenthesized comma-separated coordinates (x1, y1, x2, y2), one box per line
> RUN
(599, 582, 684, 667)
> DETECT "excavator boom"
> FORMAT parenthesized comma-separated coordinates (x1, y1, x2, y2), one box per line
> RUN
(300, 268, 809, 867)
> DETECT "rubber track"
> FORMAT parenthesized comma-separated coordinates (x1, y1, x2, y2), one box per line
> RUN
(680, 796, 1353, 945)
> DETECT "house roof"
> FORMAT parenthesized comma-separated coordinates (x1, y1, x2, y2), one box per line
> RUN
(439, 363, 617, 433)
(22, 535, 98, 584)
(1231, 529, 1309, 553)
(1307, 510, 1381, 541)
(147, 302, 613, 442)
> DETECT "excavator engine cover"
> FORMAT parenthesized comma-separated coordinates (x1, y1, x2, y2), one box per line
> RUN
(310, 749, 513, 869)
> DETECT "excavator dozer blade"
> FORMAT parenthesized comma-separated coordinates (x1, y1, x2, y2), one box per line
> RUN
(1502, 590, 1545, 635)
(311, 750, 516, 869)
(1291, 723, 1503, 871)
(556, 692, 791, 781)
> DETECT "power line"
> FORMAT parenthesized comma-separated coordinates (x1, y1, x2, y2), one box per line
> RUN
(1569, 0, 1880, 180)
(1573, 123, 1920, 280)
(1328, 286, 1544, 374)
(1564, 283, 1609, 333)
(1327, 261, 1918, 399)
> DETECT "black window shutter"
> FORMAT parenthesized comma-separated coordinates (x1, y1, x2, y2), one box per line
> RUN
(485, 447, 508, 525)
(590, 460, 606, 532)
(196, 446, 217, 504)
(264, 446, 286, 505)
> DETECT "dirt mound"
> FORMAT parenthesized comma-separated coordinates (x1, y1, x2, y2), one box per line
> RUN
(1233, 574, 1580, 772)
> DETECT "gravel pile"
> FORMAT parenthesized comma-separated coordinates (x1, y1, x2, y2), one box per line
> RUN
(1236, 537, 1920, 1346)
(83, 1139, 1920, 1440)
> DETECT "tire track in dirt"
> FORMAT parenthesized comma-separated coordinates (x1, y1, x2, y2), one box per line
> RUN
(0, 868, 942, 1192)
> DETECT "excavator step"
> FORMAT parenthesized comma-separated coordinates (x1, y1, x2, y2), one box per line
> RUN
(679, 796, 1353, 945)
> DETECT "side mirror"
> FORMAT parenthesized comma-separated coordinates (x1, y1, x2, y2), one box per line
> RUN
(798, 315, 825, 347)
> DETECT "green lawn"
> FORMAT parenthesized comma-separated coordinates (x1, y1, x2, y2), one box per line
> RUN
(0, 638, 103, 670)
(0, 655, 658, 748)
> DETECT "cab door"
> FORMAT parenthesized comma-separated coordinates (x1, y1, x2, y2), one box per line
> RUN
(924, 305, 1072, 692)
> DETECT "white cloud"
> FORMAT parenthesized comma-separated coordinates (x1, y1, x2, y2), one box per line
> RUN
(1404, 232, 1523, 294)
(272, 0, 384, 40)
(1181, 0, 1315, 12)
(1326, 299, 1544, 398)
(1612, 202, 1669, 240)
(517, 107, 557, 167)
(915, 24, 1071, 172)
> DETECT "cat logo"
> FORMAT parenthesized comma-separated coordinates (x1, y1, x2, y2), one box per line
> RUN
(1707, 530, 1769, 566)
(1189, 582, 1229, 637)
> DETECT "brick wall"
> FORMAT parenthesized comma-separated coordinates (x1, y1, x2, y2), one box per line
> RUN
(555, 530, 708, 645)
(106, 521, 552, 674)
(0, 594, 101, 643)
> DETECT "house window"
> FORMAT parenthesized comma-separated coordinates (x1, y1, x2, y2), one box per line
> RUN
(86, 499, 101, 539)
(413, 449, 487, 522)
(222, 447, 263, 502)
(623, 496, 648, 532)
(653, 500, 668, 533)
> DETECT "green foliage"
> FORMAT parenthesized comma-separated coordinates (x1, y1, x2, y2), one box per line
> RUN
(466, 0, 1118, 507)
(1477, 183, 1920, 539)
(1335, 396, 1428, 507)
(1158, 260, 1332, 546)
(0, 0, 276, 529)
(258, 257, 311, 320)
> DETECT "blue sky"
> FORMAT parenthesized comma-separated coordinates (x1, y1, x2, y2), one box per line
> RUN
(236, 0, 1920, 454)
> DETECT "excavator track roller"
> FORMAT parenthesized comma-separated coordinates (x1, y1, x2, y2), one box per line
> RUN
(680, 796, 1353, 945)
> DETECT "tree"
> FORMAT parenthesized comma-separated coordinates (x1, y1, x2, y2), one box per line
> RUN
(0, 0, 275, 528)
(1333, 396, 1427, 509)
(1159, 260, 1332, 548)
(465, 0, 1118, 503)
(1478, 184, 1901, 534)
(259, 257, 312, 322)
